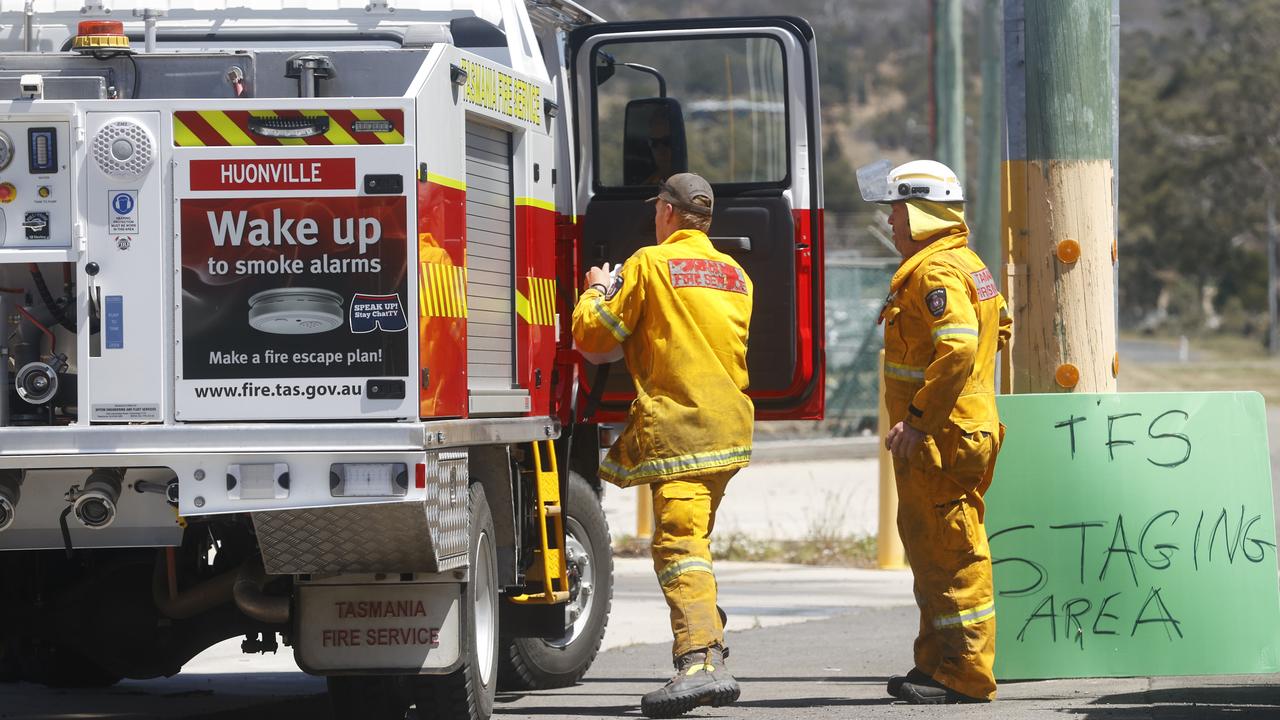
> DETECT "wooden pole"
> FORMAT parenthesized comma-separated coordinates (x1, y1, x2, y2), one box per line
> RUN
(877, 350, 905, 569)
(1002, 0, 1117, 393)
(1268, 194, 1278, 355)
(934, 0, 965, 180)
(973, 0, 1003, 284)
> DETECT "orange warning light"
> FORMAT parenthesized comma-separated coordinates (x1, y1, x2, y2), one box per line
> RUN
(1056, 239, 1081, 264)
(1055, 363, 1080, 389)
(72, 20, 131, 53)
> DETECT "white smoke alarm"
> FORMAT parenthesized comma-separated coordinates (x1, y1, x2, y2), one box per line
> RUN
(247, 287, 344, 335)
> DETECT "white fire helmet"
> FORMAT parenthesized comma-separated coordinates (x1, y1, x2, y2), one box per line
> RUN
(856, 159, 964, 204)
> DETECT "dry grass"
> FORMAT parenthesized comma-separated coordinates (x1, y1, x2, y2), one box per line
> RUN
(613, 490, 879, 568)
(612, 532, 878, 568)
(1119, 334, 1280, 403)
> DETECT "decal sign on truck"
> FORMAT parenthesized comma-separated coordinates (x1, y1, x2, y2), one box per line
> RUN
(178, 195, 409, 383)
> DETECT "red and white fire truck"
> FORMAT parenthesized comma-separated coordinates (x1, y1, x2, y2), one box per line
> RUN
(0, 1, 824, 717)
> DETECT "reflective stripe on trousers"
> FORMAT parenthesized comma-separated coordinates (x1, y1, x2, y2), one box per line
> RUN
(651, 469, 736, 658)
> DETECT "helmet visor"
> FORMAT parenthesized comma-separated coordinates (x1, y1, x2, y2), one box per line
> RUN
(856, 159, 896, 203)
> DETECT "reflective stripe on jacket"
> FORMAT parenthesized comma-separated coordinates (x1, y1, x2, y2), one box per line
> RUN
(572, 229, 754, 487)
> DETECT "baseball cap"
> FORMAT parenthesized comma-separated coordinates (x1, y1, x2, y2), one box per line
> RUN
(647, 172, 714, 216)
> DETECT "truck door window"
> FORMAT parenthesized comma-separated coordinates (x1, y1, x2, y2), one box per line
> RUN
(592, 36, 788, 188)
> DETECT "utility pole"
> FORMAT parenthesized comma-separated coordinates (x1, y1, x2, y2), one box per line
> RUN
(1002, 0, 1117, 393)
(973, 0, 1002, 284)
(933, 0, 965, 180)
(1269, 195, 1278, 355)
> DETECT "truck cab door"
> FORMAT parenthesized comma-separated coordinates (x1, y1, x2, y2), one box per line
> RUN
(569, 16, 824, 419)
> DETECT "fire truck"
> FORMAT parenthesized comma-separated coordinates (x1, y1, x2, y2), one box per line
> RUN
(0, 1, 824, 717)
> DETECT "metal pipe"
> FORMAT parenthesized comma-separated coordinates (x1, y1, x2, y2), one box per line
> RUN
(0, 470, 23, 533)
(151, 553, 239, 620)
(620, 62, 666, 98)
(299, 65, 316, 98)
(23, 0, 34, 53)
(134, 477, 179, 505)
(233, 556, 291, 625)
(144, 12, 157, 54)
(73, 467, 123, 529)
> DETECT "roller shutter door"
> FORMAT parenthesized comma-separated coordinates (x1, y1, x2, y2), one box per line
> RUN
(465, 122, 514, 391)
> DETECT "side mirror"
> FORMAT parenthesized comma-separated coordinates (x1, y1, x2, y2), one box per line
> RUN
(595, 51, 616, 86)
(622, 97, 687, 186)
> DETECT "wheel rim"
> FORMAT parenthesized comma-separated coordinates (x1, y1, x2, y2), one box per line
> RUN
(474, 529, 497, 686)
(546, 517, 596, 649)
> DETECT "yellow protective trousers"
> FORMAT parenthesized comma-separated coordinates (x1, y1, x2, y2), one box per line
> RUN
(893, 428, 1000, 701)
(650, 469, 735, 658)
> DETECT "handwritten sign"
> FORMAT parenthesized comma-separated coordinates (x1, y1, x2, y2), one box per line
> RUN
(988, 392, 1280, 678)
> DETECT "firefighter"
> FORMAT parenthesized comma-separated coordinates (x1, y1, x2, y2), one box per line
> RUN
(571, 173, 752, 718)
(858, 159, 1011, 704)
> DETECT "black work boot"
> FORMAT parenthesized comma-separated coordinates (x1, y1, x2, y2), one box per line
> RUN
(640, 646, 740, 718)
(899, 675, 989, 705)
(885, 667, 930, 699)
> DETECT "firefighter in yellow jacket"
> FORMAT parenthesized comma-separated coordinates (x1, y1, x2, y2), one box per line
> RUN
(858, 159, 1011, 704)
(572, 173, 751, 718)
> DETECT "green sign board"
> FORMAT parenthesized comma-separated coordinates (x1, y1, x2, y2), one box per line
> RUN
(988, 392, 1280, 678)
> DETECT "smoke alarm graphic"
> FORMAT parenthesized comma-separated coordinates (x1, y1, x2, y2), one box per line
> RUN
(247, 288, 345, 334)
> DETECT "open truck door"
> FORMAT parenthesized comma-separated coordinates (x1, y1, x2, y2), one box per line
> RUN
(569, 17, 824, 419)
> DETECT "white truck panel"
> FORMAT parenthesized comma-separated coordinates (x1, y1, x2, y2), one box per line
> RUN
(85, 111, 168, 422)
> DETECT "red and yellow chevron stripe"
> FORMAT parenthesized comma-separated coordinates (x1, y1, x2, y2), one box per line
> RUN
(174, 109, 404, 146)
(419, 262, 468, 319)
(516, 277, 556, 327)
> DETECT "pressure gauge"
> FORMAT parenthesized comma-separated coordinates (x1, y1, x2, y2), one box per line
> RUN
(0, 132, 12, 171)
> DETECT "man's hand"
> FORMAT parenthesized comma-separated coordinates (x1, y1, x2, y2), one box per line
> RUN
(584, 262, 613, 292)
(885, 421, 926, 459)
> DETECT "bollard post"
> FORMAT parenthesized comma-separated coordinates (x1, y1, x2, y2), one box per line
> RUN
(636, 485, 653, 538)
(877, 350, 906, 569)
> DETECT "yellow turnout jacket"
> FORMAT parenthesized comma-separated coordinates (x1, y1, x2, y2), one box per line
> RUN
(881, 221, 1011, 453)
(572, 229, 754, 487)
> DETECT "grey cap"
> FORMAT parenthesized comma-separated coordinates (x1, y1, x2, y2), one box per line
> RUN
(647, 172, 713, 216)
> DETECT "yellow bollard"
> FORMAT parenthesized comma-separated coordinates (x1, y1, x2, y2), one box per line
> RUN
(877, 349, 906, 569)
(635, 484, 653, 538)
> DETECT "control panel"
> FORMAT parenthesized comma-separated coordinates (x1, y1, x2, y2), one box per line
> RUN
(0, 120, 72, 249)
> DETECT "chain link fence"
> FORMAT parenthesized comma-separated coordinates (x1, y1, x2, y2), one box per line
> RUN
(825, 253, 896, 436)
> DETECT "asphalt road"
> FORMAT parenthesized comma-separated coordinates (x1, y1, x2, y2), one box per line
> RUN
(4, 556, 1279, 719)
(3, 606, 1278, 719)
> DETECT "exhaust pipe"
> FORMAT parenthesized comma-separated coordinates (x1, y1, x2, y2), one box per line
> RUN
(72, 468, 124, 530)
(233, 556, 291, 625)
(0, 470, 23, 532)
(152, 552, 239, 620)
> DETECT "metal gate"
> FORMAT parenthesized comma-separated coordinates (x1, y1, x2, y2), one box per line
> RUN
(464, 122, 518, 405)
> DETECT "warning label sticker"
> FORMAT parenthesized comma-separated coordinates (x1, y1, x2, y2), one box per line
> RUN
(108, 190, 138, 235)
(91, 403, 161, 421)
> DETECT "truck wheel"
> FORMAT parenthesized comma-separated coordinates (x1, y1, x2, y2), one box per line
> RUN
(326, 675, 409, 720)
(19, 643, 122, 688)
(499, 472, 613, 690)
(412, 483, 498, 720)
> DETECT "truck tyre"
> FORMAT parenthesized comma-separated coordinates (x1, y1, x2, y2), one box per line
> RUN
(412, 482, 499, 720)
(499, 471, 613, 690)
(19, 643, 122, 688)
(327, 675, 409, 720)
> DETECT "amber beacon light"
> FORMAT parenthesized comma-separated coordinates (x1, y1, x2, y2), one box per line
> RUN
(72, 20, 132, 54)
